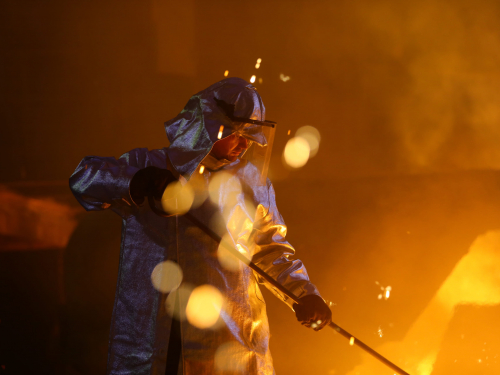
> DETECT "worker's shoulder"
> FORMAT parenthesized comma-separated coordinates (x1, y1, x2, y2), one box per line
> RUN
(118, 147, 168, 168)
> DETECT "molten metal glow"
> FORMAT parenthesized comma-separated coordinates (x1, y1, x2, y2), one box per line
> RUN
(186, 284, 224, 329)
(150, 260, 183, 293)
(347, 230, 500, 375)
(283, 137, 310, 168)
(217, 125, 224, 139)
(250, 75, 256, 83)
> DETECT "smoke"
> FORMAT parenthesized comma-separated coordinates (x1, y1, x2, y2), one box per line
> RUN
(269, 0, 500, 176)
(358, 0, 500, 172)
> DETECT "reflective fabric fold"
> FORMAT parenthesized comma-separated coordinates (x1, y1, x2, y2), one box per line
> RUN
(69, 148, 321, 375)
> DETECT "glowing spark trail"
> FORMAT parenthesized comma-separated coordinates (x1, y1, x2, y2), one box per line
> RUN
(218, 125, 224, 139)
(250, 75, 256, 83)
(224, 70, 229, 77)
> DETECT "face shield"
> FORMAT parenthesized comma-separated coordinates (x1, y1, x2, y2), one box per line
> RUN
(215, 97, 276, 185)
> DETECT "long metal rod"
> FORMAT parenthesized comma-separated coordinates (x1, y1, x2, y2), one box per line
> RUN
(148, 196, 410, 375)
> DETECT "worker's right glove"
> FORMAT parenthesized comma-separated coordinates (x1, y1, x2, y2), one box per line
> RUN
(130, 166, 176, 205)
(293, 294, 332, 331)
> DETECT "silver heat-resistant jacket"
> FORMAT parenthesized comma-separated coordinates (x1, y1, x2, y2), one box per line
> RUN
(70, 78, 321, 375)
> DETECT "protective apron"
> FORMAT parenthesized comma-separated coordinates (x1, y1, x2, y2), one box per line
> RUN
(69, 77, 322, 375)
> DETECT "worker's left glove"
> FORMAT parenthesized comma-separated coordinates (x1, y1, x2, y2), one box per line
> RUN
(293, 294, 332, 331)
(129, 166, 176, 205)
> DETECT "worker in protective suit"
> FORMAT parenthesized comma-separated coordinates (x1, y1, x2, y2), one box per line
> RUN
(69, 77, 331, 375)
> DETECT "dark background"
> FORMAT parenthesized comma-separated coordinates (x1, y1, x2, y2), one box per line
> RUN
(1, 1, 500, 374)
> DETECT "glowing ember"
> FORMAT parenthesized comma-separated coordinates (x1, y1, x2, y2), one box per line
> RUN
(218, 125, 224, 139)
(161, 181, 195, 215)
(349, 337, 355, 346)
(283, 137, 310, 168)
(280, 73, 290, 82)
(224, 70, 229, 77)
(150, 260, 183, 293)
(375, 282, 392, 300)
(250, 75, 256, 83)
(385, 286, 392, 299)
(186, 284, 224, 329)
(199, 165, 205, 174)
(377, 326, 384, 338)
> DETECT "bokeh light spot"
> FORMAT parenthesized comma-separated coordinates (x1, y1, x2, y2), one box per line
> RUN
(208, 171, 238, 205)
(283, 137, 311, 168)
(217, 235, 250, 272)
(165, 283, 194, 321)
(214, 341, 249, 373)
(186, 284, 224, 329)
(296, 125, 321, 157)
(161, 181, 195, 215)
(151, 260, 183, 293)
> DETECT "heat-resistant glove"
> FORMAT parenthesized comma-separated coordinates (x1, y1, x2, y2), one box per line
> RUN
(129, 166, 176, 205)
(293, 294, 332, 331)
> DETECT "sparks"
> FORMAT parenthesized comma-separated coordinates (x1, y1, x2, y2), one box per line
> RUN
(224, 70, 229, 77)
(250, 75, 256, 83)
(218, 125, 224, 139)
(377, 326, 384, 337)
(287, 130, 291, 135)
(255, 58, 262, 69)
(280, 73, 290, 82)
(385, 286, 392, 299)
(349, 337, 355, 346)
(199, 165, 205, 174)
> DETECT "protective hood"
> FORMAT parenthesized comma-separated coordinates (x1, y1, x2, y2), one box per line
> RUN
(164, 77, 266, 178)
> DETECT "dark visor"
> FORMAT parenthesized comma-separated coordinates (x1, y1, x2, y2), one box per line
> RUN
(214, 97, 276, 128)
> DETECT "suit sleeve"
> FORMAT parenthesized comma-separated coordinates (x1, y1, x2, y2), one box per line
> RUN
(69, 150, 144, 215)
(250, 181, 322, 309)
